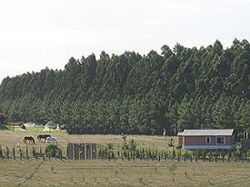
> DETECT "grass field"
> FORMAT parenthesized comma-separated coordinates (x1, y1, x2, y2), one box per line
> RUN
(1, 160, 250, 186)
(0, 128, 250, 186)
(0, 129, 175, 155)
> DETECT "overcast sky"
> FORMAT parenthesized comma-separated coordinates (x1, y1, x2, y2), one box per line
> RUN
(0, 0, 249, 82)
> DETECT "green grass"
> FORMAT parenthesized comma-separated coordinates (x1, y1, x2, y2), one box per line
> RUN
(0, 125, 10, 130)
(1, 124, 66, 133)
(0, 130, 177, 164)
(0, 160, 250, 187)
(0, 130, 249, 186)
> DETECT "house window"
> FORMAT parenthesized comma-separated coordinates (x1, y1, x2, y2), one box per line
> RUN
(205, 137, 211, 144)
(216, 137, 225, 144)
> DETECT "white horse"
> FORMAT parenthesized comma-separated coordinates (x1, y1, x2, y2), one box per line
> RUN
(46, 137, 58, 144)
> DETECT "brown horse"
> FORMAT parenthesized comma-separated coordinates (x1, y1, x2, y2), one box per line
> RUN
(23, 136, 35, 144)
(37, 134, 51, 142)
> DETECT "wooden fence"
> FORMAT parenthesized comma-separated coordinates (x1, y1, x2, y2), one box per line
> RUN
(67, 143, 97, 160)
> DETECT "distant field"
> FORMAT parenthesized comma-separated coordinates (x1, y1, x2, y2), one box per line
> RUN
(0, 160, 250, 187)
(0, 124, 173, 145)
(1, 124, 66, 133)
(1, 129, 250, 186)
(0, 127, 176, 157)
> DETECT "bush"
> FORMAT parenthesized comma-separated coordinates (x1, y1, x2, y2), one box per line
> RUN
(176, 145, 182, 149)
(168, 138, 174, 147)
(183, 151, 190, 159)
(129, 139, 137, 152)
(45, 144, 61, 158)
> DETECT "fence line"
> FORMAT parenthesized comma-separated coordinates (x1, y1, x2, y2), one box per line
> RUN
(0, 145, 250, 164)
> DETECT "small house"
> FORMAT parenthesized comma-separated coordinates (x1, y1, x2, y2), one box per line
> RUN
(177, 129, 235, 150)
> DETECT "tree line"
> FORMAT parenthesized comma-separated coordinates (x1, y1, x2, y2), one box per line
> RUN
(1, 39, 250, 135)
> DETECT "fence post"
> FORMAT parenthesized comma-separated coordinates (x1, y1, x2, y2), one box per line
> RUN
(59, 149, 62, 160)
(0, 145, 3, 159)
(13, 147, 15, 160)
(32, 147, 36, 159)
(26, 147, 29, 159)
(6, 147, 9, 160)
(19, 148, 22, 160)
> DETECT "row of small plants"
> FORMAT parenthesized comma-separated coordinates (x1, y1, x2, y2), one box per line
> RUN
(98, 137, 250, 162)
(1, 135, 250, 161)
(0, 144, 63, 160)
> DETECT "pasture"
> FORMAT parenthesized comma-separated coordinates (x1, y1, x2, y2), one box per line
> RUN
(0, 129, 250, 186)
(0, 129, 175, 156)
(1, 160, 250, 186)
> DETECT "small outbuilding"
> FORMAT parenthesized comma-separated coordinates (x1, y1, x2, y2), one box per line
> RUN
(177, 129, 235, 150)
(67, 143, 97, 160)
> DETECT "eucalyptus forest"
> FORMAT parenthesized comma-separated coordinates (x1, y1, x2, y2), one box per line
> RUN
(1, 39, 250, 135)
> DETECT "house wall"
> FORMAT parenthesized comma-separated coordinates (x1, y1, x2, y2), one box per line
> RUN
(225, 136, 235, 144)
(180, 135, 235, 146)
(183, 145, 235, 150)
(184, 136, 203, 145)
(178, 136, 183, 145)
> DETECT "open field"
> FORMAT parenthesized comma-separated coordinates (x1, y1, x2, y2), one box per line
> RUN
(0, 130, 250, 186)
(0, 160, 250, 186)
(0, 130, 176, 153)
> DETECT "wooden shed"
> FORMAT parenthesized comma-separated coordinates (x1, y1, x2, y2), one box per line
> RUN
(177, 129, 235, 150)
(67, 143, 97, 160)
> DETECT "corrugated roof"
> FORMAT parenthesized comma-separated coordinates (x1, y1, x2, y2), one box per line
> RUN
(177, 129, 234, 136)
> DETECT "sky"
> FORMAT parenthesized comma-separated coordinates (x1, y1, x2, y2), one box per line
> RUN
(0, 0, 249, 82)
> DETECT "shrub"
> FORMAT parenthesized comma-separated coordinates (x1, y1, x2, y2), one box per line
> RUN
(104, 143, 115, 159)
(45, 144, 61, 158)
(172, 148, 176, 158)
(168, 138, 174, 147)
(176, 145, 182, 149)
(183, 151, 190, 159)
(122, 135, 127, 144)
(129, 139, 137, 152)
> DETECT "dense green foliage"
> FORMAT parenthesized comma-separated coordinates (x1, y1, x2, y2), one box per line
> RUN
(45, 144, 62, 158)
(1, 39, 250, 135)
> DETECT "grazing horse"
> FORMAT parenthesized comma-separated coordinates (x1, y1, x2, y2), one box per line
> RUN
(37, 134, 51, 142)
(23, 136, 35, 144)
(46, 137, 57, 144)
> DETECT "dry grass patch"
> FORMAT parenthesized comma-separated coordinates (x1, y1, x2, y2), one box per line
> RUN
(0, 131, 177, 151)
(0, 160, 249, 186)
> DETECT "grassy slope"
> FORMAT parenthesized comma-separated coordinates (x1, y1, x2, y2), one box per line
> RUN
(0, 130, 175, 156)
(0, 130, 249, 186)
(0, 160, 250, 187)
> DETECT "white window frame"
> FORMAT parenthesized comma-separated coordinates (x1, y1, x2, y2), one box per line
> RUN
(216, 136, 225, 144)
(205, 137, 211, 144)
